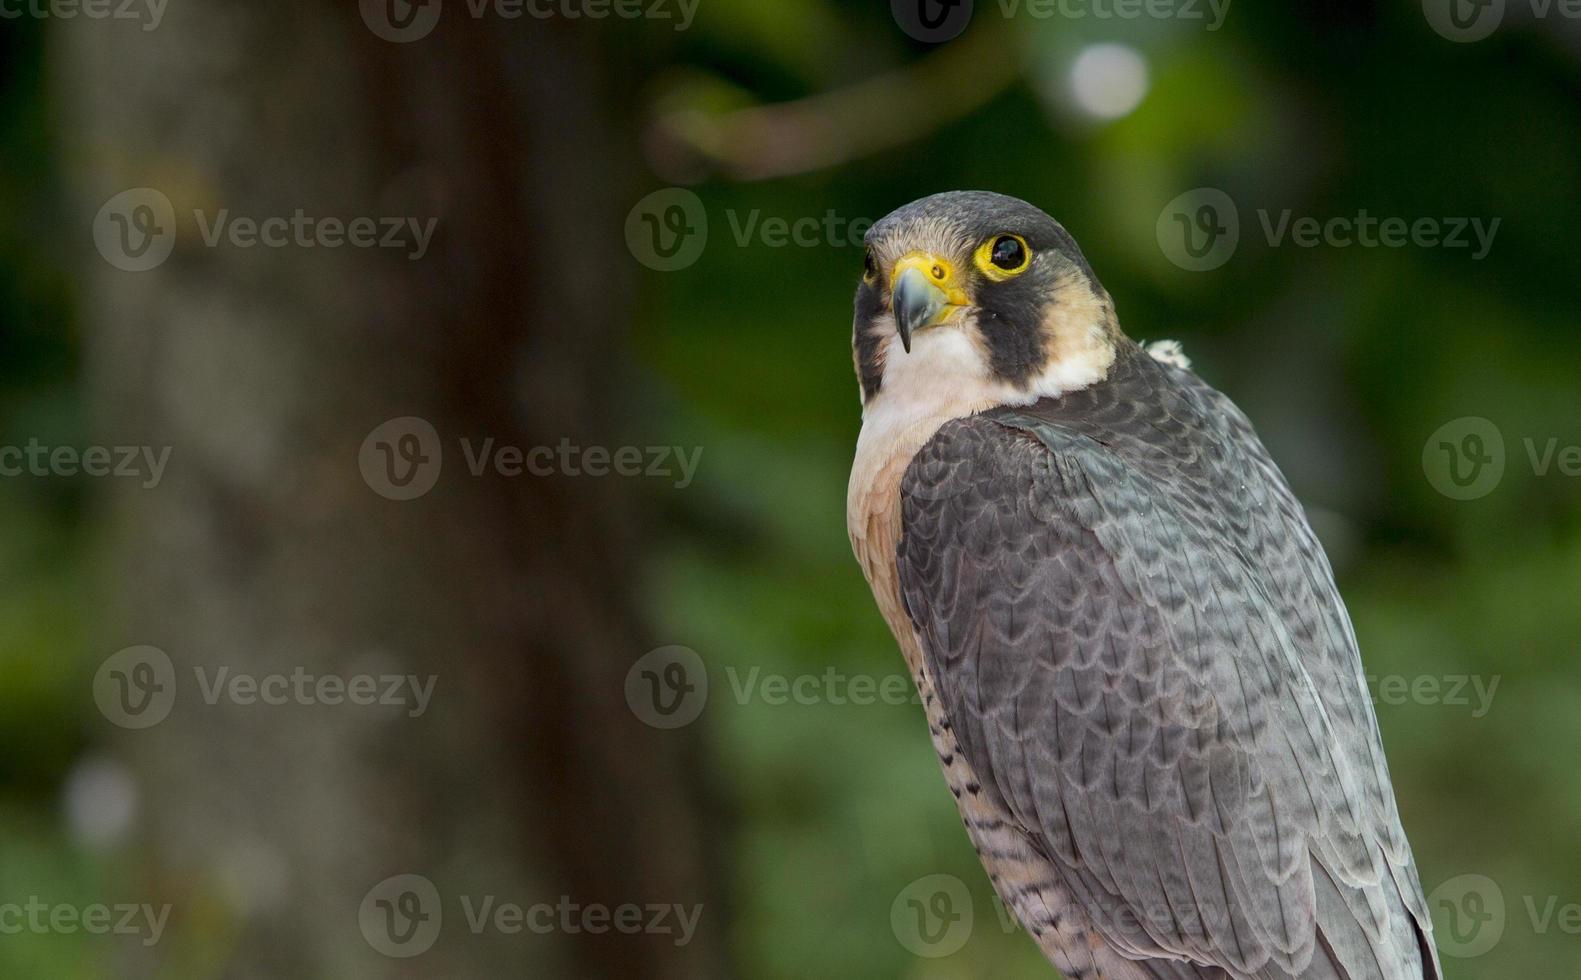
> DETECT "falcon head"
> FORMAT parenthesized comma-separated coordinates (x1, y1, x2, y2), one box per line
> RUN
(853, 191, 1122, 411)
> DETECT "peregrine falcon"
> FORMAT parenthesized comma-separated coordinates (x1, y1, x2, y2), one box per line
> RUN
(847, 191, 1441, 979)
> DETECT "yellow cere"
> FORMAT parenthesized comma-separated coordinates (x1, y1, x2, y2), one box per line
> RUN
(889, 251, 972, 306)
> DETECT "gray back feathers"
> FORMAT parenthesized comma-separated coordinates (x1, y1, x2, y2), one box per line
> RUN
(895, 343, 1441, 980)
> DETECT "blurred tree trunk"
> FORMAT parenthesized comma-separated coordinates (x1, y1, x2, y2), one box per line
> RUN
(56, 5, 722, 979)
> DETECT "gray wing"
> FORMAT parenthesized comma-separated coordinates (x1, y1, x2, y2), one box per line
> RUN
(896, 347, 1439, 980)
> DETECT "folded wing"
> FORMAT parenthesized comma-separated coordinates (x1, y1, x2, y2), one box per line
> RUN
(895, 350, 1439, 980)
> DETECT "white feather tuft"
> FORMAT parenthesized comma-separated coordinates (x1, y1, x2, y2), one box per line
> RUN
(1145, 339, 1191, 370)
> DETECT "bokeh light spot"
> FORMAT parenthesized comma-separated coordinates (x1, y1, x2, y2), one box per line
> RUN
(1069, 43, 1150, 121)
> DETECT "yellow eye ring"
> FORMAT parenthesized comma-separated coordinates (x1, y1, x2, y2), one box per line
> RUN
(973, 233, 1031, 281)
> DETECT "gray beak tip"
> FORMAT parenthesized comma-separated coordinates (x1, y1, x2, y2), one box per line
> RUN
(892, 265, 946, 356)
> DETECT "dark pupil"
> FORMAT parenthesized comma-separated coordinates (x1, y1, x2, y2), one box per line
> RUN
(863, 251, 877, 279)
(991, 236, 1024, 269)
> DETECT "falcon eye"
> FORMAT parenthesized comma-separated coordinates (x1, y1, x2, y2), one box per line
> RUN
(862, 248, 879, 284)
(991, 236, 1025, 269)
(973, 233, 1031, 280)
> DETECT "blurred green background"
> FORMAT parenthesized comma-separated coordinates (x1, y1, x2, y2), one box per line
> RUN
(3, 0, 1580, 977)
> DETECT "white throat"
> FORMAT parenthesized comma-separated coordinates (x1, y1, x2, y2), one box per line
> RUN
(860, 323, 1110, 449)
(847, 322, 1115, 534)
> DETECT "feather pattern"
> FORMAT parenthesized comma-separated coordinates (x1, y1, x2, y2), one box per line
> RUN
(894, 342, 1441, 979)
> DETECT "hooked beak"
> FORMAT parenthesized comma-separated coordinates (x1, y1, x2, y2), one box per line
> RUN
(889, 253, 968, 353)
